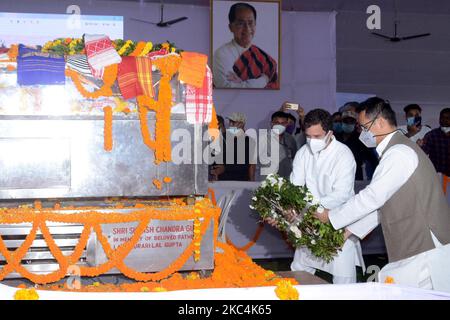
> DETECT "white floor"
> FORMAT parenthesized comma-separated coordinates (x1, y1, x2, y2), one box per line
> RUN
(1, 282, 450, 300)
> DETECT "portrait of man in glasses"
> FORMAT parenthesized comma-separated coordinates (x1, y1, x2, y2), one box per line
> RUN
(212, 1, 279, 89)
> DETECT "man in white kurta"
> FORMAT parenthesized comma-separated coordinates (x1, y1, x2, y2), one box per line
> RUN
(290, 109, 379, 284)
(213, 40, 269, 88)
(316, 97, 450, 292)
(327, 132, 450, 291)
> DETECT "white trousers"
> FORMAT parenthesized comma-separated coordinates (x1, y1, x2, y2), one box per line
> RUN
(291, 261, 356, 284)
(378, 232, 450, 293)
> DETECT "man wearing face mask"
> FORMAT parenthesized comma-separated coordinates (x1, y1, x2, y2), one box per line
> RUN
(259, 111, 298, 179)
(280, 102, 307, 150)
(332, 112, 343, 135)
(398, 104, 431, 143)
(288, 109, 376, 284)
(336, 111, 379, 180)
(419, 108, 450, 178)
(211, 112, 256, 181)
(315, 97, 450, 292)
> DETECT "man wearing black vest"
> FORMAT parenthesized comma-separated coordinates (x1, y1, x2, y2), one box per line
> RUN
(315, 97, 450, 292)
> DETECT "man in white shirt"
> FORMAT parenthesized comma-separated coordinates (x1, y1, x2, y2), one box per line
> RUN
(315, 97, 450, 292)
(213, 3, 278, 88)
(398, 104, 431, 143)
(288, 109, 379, 284)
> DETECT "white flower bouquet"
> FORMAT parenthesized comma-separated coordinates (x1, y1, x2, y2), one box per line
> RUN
(250, 174, 345, 263)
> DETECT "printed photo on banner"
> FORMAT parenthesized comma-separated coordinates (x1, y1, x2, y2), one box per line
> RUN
(211, 0, 280, 89)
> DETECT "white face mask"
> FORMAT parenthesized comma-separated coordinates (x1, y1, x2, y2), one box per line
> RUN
(272, 124, 286, 135)
(307, 132, 331, 154)
(359, 129, 377, 148)
(442, 127, 450, 134)
(227, 127, 241, 135)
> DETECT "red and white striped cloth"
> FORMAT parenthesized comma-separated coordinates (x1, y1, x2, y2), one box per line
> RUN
(185, 65, 213, 124)
(84, 34, 121, 75)
(146, 48, 168, 60)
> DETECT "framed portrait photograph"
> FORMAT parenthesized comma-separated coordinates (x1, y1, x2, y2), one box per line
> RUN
(211, 0, 281, 90)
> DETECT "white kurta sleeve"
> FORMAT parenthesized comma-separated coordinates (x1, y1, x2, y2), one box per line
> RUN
(329, 144, 418, 230)
(290, 147, 306, 186)
(319, 148, 356, 209)
(347, 210, 380, 239)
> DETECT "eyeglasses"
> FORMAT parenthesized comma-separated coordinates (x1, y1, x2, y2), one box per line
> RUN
(361, 110, 382, 131)
(361, 117, 377, 131)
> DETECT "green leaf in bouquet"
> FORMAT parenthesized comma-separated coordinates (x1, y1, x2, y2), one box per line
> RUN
(251, 174, 345, 263)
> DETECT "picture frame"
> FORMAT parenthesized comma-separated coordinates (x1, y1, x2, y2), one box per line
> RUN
(210, 0, 281, 90)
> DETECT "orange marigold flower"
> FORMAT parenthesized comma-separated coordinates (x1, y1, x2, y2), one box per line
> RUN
(384, 276, 395, 284)
(153, 179, 162, 190)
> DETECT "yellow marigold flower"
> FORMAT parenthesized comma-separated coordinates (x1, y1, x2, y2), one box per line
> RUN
(140, 41, 153, 56)
(140, 286, 149, 292)
(14, 288, 40, 300)
(92, 282, 100, 287)
(153, 287, 167, 292)
(186, 272, 200, 280)
(171, 47, 176, 53)
(275, 280, 299, 300)
(265, 271, 275, 278)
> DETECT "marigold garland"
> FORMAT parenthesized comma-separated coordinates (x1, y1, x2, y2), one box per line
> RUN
(103, 106, 113, 152)
(163, 176, 172, 184)
(65, 63, 118, 99)
(35, 242, 298, 293)
(193, 217, 202, 262)
(140, 42, 153, 56)
(117, 40, 134, 56)
(153, 179, 162, 190)
(0, 200, 220, 284)
(42, 38, 84, 56)
(130, 41, 146, 57)
(136, 55, 181, 163)
(116, 216, 211, 282)
(7, 44, 18, 60)
(225, 222, 264, 252)
(208, 105, 219, 141)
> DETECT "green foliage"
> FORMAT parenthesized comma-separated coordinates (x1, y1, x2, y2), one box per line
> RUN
(251, 174, 345, 263)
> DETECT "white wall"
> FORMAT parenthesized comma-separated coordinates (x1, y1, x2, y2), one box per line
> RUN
(336, 9, 450, 128)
